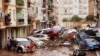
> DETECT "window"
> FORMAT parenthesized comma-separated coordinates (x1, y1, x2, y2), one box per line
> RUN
(79, 0, 82, 3)
(84, 7, 87, 9)
(36, 7, 38, 14)
(69, 12, 73, 15)
(83, 12, 87, 14)
(83, 0, 87, 4)
(69, 7, 73, 10)
(32, 7, 34, 11)
(13, 10, 15, 20)
(0, 9, 2, 18)
(56, 0, 59, 4)
(79, 10, 82, 15)
(65, 9, 67, 15)
(64, 0, 67, 4)
(69, 0, 73, 4)
(9, 9, 11, 19)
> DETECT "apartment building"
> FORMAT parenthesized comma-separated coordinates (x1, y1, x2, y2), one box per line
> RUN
(89, 0, 95, 15)
(0, 0, 36, 48)
(0, 0, 6, 48)
(96, 0, 100, 27)
(35, 0, 48, 29)
(55, 0, 89, 26)
(27, 0, 37, 35)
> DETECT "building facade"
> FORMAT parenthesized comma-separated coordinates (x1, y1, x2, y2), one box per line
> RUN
(0, 0, 6, 48)
(54, 0, 89, 26)
(89, 0, 95, 15)
(0, 0, 35, 48)
(96, 0, 100, 27)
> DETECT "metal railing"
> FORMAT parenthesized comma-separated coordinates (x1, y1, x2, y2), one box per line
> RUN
(17, 18, 24, 25)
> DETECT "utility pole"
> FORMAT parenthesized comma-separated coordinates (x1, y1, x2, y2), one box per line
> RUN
(96, 0, 100, 27)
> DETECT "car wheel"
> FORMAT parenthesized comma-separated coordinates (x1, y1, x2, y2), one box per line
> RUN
(17, 48, 23, 53)
(79, 41, 86, 49)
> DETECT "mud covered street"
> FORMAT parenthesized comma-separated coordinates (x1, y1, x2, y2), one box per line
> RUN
(0, 46, 100, 56)
(0, 38, 100, 56)
(0, 47, 73, 56)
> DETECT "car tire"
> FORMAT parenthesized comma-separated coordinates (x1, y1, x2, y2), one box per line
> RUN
(17, 48, 23, 53)
(79, 41, 86, 49)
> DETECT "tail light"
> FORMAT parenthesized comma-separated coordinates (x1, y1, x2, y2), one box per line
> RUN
(27, 44, 34, 49)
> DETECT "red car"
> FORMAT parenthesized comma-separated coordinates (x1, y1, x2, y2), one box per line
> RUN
(48, 29, 59, 40)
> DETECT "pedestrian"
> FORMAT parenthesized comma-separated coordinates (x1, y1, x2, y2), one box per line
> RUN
(9, 37, 15, 51)
(7, 37, 11, 50)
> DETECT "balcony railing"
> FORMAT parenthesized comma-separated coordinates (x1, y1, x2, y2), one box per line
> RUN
(5, 14, 11, 25)
(17, 19, 24, 25)
(4, 0, 10, 3)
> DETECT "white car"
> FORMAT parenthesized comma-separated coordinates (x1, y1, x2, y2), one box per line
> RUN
(27, 36, 46, 47)
(7, 38, 35, 52)
(32, 34, 49, 41)
(33, 28, 51, 34)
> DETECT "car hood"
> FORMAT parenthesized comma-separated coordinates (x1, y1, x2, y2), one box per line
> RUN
(87, 42, 100, 46)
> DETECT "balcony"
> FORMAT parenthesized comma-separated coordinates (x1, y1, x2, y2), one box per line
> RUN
(16, 0, 24, 6)
(0, 11, 4, 22)
(17, 19, 24, 25)
(28, 15, 35, 24)
(4, 0, 10, 3)
(5, 14, 11, 25)
(27, 0, 31, 7)
(47, 0, 53, 11)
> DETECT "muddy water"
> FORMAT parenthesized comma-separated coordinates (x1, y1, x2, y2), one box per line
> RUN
(34, 47, 73, 56)
(0, 47, 73, 56)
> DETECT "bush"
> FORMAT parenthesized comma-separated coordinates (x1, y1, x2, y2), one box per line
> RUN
(70, 15, 82, 22)
(86, 15, 95, 21)
(49, 15, 54, 21)
(62, 18, 68, 22)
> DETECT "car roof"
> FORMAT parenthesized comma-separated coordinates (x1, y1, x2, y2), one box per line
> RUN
(15, 38, 28, 41)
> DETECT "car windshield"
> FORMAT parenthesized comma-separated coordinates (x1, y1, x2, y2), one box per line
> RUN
(18, 41, 31, 46)
(79, 31, 89, 39)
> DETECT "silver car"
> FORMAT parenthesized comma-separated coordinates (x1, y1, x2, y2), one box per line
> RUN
(7, 38, 35, 52)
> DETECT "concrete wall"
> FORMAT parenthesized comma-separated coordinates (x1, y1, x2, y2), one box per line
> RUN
(0, 30, 6, 48)
(0, 0, 2, 8)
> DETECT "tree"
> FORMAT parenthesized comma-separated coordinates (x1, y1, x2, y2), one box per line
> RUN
(86, 15, 95, 21)
(70, 15, 82, 22)
(62, 18, 68, 22)
(49, 15, 54, 21)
